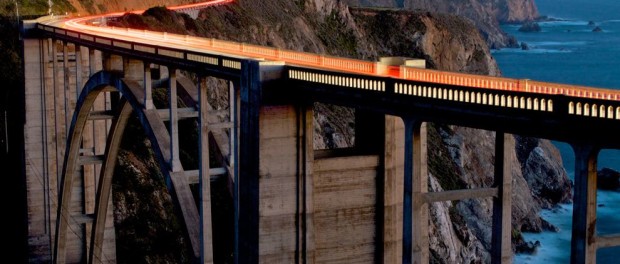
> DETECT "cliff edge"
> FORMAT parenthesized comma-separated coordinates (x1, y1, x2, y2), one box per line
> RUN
(345, 0, 539, 49)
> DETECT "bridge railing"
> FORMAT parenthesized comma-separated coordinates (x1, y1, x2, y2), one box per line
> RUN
(37, 23, 246, 73)
(288, 65, 620, 121)
(288, 66, 387, 92)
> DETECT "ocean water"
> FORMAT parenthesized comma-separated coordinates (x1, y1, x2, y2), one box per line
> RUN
(492, 0, 620, 262)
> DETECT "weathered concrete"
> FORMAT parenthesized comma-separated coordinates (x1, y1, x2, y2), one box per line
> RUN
(23, 38, 117, 263)
(313, 155, 380, 263)
(384, 115, 405, 263)
(257, 104, 313, 263)
(198, 77, 214, 264)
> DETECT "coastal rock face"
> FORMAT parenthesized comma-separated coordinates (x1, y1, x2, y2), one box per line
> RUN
(515, 136, 573, 209)
(351, 8, 501, 75)
(498, 0, 539, 23)
(345, 0, 538, 48)
(66, 0, 197, 14)
(519, 21, 542, 32)
(108, 0, 571, 262)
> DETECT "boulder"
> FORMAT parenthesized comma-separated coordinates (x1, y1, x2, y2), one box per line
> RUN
(593, 26, 603, 32)
(597, 167, 620, 190)
(518, 21, 541, 32)
(521, 42, 530, 50)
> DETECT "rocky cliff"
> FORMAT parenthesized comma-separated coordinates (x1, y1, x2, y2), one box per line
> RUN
(106, 0, 570, 262)
(66, 0, 196, 14)
(345, 0, 539, 49)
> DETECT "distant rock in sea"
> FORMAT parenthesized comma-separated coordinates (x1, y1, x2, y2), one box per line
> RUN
(588, 20, 596, 26)
(597, 167, 620, 190)
(519, 21, 541, 32)
(593, 26, 603, 32)
(521, 42, 530, 50)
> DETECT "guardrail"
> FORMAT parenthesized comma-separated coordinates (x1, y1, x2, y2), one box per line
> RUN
(289, 66, 620, 121)
(37, 23, 245, 71)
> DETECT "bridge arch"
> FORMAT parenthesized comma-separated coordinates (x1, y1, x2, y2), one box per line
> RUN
(53, 71, 202, 263)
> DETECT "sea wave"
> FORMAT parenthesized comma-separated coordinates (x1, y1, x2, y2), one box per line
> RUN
(538, 20, 591, 27)
(491, 48, 573, 54)
(513, 204, 572, 264)
(527, 41, 588, 46)
(601, 19, 620, 23)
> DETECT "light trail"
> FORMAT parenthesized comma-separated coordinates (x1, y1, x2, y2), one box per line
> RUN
(43, 0, 620, 101)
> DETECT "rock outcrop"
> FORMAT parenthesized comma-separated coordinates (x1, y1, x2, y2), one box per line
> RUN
(519, 21, 542, 32)
(598, 168, 620, 191)
(66, 0, 196, 14)
(345, 0, 538, 49)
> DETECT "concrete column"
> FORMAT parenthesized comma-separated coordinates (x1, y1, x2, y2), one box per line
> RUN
(402, 120, 414, 264)
(75, 45, 82, 99)
(102, 53, 123, 72)
(228, 81, 235, 170)
(143, 63, 154, 109)
(384, 115, 404, 263)
(62, 42, 70, 133)
(122, 58, 144, 82)
(198, 77, 214, 264)
(23, 35, 52, 261)
(88, 48, 97, 76)
(52, 38, 63, 193)
(402, 120, 428, 264)
(89, 48, 105, 202)
(300, 105, 315, 263)
(44, 38, 57, 243)
(491, 132, 514, 264)
(237, 60, 261, 263)
(80, 46, 95, 215)
(571, 144, 599, 264)
(412, 122, 429, 263)
(168, 69, 182, 172)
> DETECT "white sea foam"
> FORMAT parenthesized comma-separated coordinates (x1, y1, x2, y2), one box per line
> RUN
(491, 48, 573, 54)
(538, 20, 590, 27)
(513, 204, 572, 264)
(527, 41, 588, 46)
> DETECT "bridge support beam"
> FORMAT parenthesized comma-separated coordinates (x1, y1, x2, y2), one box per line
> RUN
(571, 144, 599, 264)
(144, 63, 154, 109)
(169, 69, 182, 172)
(237, 60, 261, 263)
(198, 77, 214, 264)
(402, 120, 428, 264)
(384, 116, 404, 263)
(491, 132, 513, 264)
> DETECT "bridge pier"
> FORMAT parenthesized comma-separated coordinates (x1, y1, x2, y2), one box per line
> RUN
(401, 120, 429, 264)
(198, 76, 215, 264)
(571, 144, 599, 264)
(491, 132, 514, 264)
(384, 115, 404, 263)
